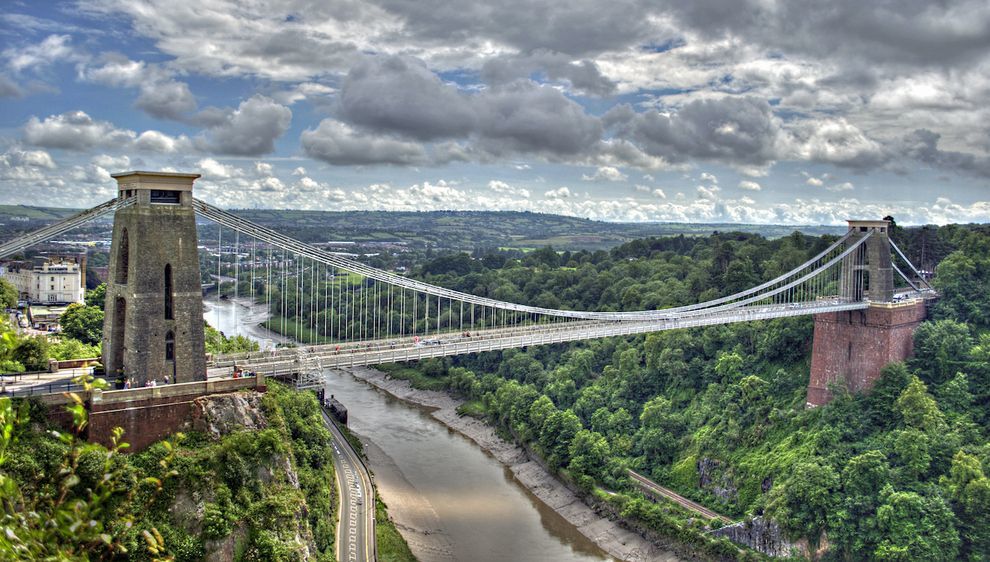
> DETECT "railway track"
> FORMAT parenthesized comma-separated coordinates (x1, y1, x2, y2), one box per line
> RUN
(628, 469, 733, 525)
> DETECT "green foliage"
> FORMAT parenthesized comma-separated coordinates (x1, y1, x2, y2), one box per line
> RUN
(59, 303, 105, 346)
(85, 283, 107, 309)
(911, 320, 973, 384)
(11, 335, 49, 371)
(48, 337, 101, 360)
(1, 380, 341, 561)
(875, 490, 960, 561)
(204, 322, 260, 355)
(766, 461, 838, 548)
(0, 375, 181, 560)
(896, 376, 946, 434)
(0, 278, 17, 309)
(932, 244, 990, 330)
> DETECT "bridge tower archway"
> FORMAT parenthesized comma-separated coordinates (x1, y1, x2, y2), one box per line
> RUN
(101, 171, 206, 384)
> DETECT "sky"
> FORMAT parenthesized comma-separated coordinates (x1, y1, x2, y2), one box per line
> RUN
(0, 1, 988, 225)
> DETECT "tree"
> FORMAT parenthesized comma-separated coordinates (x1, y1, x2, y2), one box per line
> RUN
(49, 337, 101, 361)
(84, 282, 106, 309)
(539, 409, 582, 470)
(204, 323, 260, 355)
(875, 490, 960, 561)
(932, 249, 990, 329)
(0, 377, 181, 559)
(831, 450, 891, 558)
(936, 372, 972, 416)
(911, 320, 973, 384)
(59, 304, 105, 346)
(896, 376, 945, 434)
(568, 429, 610, 489)
(13, 335, 49, 371)
(766, 461, 838, 548)
(892, 429, 931, 479)
(0, 278, 17, 309)
(942, 451, 990, 558)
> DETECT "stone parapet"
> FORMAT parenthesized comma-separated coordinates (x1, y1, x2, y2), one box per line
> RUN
(33, 373, 266, 451)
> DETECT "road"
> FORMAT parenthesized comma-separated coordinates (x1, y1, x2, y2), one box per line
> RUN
(322, 408, 376, 562)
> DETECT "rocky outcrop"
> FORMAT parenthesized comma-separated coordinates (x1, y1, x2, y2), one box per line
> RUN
(190, 391, 267, 439)
(712, 516, 798, 558)
(697, 457, 738, 503)
(204, 522, 249, 562)
(171, 390, 317, 561)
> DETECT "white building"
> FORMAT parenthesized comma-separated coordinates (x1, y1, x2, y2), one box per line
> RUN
(1, 257, 85, 305)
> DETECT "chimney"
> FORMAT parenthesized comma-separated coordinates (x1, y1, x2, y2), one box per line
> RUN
(79, 252, 87, 289)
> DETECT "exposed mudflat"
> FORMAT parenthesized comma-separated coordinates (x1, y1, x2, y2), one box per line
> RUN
(346, 366, 681, 562)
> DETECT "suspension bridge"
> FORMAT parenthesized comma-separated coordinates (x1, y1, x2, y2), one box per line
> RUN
(0, 172, 934, 396)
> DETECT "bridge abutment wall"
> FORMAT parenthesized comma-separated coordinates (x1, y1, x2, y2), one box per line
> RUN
(37, 374, 266, 452)
(807, 300, 927, 407)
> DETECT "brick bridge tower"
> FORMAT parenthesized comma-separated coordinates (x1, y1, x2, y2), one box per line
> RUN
(807, 219, 928, 407)
(102, 171, 206, 384)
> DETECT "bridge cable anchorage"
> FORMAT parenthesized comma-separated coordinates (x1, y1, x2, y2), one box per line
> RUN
(888, 238, 934, 291)
(0, 196, 135, 259)
(191, 198, 860, 323)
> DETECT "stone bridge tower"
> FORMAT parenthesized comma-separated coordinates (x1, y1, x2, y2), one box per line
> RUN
(807, 219, 927, 407)
(102, 171, 206, 384)
(840, 219, 894, 303)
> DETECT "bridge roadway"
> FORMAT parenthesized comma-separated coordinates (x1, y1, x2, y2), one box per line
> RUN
(208, 299, 871, 377)
(322, 407, 376, 562)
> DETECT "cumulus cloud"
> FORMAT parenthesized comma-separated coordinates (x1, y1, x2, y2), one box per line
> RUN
(791, 118, 887, 170)
(544, 186, 572, 199)
(134, 130, 192, 153)
(135, 79, 198, 120)
(0, 147, 56, 182)
(197, 158, 243, 180)
(4, 34, 78, 72)
(826, 181, 854, 192)
(582, 166, 627, 182)
(608, 97, 785, 166)
(79, 55, 146, 87)
(700, 172, 718, 184)
(487, 180, 531, 198)
(481, 50, 616, 96)
(738, 180, 761, 191)
(301, 120, 427, 166)
(339, 56, 476, 141)
(901, 128, 990, 178)
(91, 154, 130, 170)
(196, 96, 291, 155)
(23, 111, 135, 150)
(476, 81, 602, 157)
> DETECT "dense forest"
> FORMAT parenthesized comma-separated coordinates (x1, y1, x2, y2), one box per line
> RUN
(372, 223, 990, 560)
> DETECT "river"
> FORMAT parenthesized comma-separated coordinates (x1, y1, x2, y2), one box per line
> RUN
(205, 296, 615, 562)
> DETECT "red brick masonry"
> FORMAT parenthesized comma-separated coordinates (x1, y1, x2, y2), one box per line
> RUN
(37, 374, 266, 452)
(807, 300, 928, 407)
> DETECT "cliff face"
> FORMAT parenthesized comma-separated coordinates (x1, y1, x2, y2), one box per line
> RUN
(191, 392, 268, 439)
(158, 389, 326, 561)
(712, 517, 799, 558)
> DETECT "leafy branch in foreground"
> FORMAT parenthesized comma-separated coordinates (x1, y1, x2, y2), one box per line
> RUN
(0, 374, 182, 560)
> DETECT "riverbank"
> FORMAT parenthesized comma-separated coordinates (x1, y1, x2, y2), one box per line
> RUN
(344, 366, 680, 562)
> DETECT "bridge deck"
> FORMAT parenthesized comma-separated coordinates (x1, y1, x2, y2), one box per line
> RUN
(212, 300, 871, 377)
